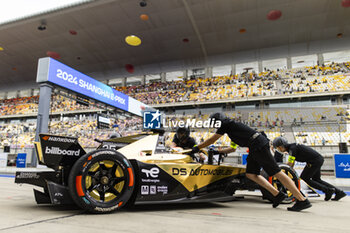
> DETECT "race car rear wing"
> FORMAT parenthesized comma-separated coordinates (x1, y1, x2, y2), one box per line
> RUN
(35, 134, 86, 170)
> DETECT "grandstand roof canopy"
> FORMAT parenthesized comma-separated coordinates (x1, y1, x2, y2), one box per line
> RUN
(0, 0, 350, 90)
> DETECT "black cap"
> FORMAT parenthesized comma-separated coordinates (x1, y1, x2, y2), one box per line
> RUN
(209, 112, 227, 122)
(272, 137, 288, 148)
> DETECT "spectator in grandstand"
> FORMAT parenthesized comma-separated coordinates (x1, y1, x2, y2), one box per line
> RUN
(273, 137, 346, 201)
(192, 113, 311, 211)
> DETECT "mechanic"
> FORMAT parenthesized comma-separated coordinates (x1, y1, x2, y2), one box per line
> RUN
(273, 137, 346, 201)
(192, 113, 312, 211)
(171, 126, 196, 149)
(255, 130, 284, 163)
(260, 131, 284, 163)
(171, 126, 205, 161)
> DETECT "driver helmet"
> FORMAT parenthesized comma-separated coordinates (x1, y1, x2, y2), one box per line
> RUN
(176, 126, 190, 141)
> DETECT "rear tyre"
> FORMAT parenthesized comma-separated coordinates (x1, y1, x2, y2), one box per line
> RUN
(68, 149, 135, 213)
(260, 164, 300, 203)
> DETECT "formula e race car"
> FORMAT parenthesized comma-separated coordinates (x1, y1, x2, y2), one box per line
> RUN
(15, 132, 300, 213)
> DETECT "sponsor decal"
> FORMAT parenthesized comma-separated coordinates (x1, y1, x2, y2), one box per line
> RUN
(157, 186, 168, 195)
(54, 192, 63, 197)
(16, 172, 40, 179)
(339, 162, 350, 172)
(150, 185, 156, 195)
(141, 167, 159, 178)
(45, 147, 80, 156)
(141, 185, 149, 195)
(42, 136, 76, 143)
(172, 167, 234, 176)
(141, 179, 160, 183)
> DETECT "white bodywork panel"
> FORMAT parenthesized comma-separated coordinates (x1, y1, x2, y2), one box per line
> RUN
(117, 134, 190, 162)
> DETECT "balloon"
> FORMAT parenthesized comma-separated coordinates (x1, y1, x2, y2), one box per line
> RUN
(69, 30, 77, 35)
(342, 0, 350, 7)
(0, 47, 3, 51)
(182, 38, 189, 43)
(125, 64, 134, 73)
(267, 10, 282, 20)
(140, 14, 149, 21)
(239, 28, 246, 34)
(125, 35, 141, 46)
(46, 51, 60, 59)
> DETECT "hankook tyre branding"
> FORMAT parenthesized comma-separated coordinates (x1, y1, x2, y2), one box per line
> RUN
(91, 150, 116, 157)
(45, 146, 81, 156)
(94, 205, 119, 212)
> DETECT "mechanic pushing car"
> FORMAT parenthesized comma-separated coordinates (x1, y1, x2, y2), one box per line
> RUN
(273, 137, 347, 201)
(192, 112, 312, 211)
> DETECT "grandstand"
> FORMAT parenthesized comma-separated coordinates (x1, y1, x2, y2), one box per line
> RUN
(1, 60, 350, 151)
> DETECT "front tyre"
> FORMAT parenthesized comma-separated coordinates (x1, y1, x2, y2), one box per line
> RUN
(68, 149, 135, 213)
(260, 164, 300, 203)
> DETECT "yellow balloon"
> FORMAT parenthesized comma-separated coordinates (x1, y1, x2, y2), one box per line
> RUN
(0, 47, 4, 51)
(125, 35, 141, 46)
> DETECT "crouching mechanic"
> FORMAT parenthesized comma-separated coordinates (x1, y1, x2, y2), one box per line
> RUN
(192, 113, 312, 211)
(273, 137, 346, 201)
(171, 126, 205, 161)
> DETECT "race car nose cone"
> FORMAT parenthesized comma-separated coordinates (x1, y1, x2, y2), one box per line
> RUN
(101, 176, 109, 185)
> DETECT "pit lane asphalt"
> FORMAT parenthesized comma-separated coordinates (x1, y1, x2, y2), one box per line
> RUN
(0, 177, 349, 233)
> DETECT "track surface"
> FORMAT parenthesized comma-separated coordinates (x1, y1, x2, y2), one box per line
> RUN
(0, 177, 349, 233)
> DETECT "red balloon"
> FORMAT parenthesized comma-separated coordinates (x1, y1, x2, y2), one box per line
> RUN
(69, 30, 77, 35)
(342, 0, 350, 7)
(46, 51, 60, 59)
(267, 10, 282, 20)
(125, 64, 134, 73)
